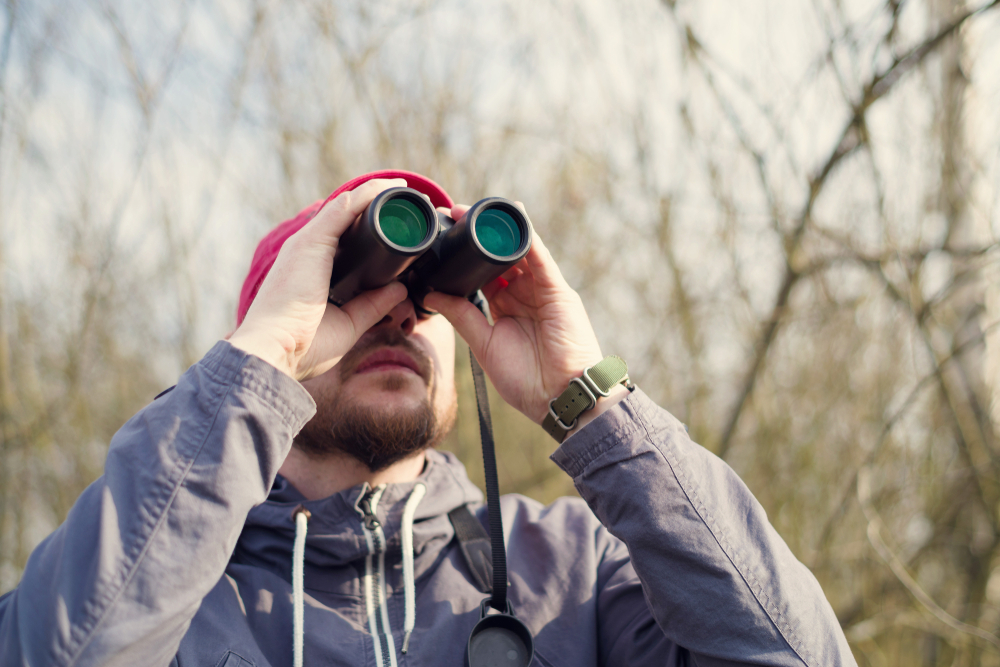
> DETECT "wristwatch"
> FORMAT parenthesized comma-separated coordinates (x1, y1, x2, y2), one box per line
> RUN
(542, 355, 632, 442)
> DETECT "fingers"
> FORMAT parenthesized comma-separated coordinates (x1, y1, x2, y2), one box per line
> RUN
(499, 263, 527, 284)
(305, 178, 407, 245)
(481, 275, 509, 303)
(522, 230, 570, 290)
(339, 282, 409, 341)
(423, 291, 493, 361)
(435, 204, 472, 223)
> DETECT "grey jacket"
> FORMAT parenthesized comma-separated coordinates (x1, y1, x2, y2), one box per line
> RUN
(0, 341, 855, 666)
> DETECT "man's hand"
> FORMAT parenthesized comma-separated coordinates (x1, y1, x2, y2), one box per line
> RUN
(229, 179, 409, 381)
(425, 203, 626, 430)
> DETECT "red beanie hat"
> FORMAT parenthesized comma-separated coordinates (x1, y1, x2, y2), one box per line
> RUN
(237, 170, 454, 325)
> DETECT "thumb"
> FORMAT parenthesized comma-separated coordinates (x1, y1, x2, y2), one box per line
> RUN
(340, 281, 409, 340)
(424, 291, 493, 361)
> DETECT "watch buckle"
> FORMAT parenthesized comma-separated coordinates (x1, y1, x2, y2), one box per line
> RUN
(547, 399, 578, 431)
(546, 377, 598, 432)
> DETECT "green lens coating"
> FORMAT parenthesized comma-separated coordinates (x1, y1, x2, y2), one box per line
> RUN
(379, 198, 429, 247)
(475, 208, 522, 257)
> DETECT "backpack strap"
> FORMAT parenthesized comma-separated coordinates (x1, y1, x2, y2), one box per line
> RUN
(447, 505, 494, 594)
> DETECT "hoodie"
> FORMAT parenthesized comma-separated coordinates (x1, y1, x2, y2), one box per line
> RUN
(0, 341, 856, 667)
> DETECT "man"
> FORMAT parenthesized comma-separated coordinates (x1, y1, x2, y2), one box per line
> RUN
(0, 170, 856, 666)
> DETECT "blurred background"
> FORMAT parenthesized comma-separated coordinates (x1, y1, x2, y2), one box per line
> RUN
(0, 0, 998, 663)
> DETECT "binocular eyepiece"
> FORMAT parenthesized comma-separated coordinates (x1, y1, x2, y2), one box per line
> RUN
(328, 187, 533, 313)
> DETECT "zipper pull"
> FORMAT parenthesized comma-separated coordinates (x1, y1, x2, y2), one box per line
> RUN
(359, 490, 381, 531)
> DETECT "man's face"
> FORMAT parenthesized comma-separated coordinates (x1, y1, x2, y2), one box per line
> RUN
(295, 297, 457, 471)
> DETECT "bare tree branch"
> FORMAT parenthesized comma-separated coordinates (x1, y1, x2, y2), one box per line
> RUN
(858, 466, 1000, 651)
(715, 0, 1000, 458)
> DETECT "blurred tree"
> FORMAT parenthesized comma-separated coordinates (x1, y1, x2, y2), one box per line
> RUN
(0, 0, 998, 663)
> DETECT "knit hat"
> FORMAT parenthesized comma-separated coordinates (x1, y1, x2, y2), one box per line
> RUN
(237, 170, 454, 325)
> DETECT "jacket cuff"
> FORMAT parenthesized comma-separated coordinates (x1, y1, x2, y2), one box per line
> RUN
(550, 388, 679, 478)
(201, 340, 317, 433)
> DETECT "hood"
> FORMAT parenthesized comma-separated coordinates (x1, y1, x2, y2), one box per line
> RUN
(233, 449, 483, 584)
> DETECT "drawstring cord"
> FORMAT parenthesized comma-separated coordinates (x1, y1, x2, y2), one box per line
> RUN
(401, 482, 427, 654)
(291, 484, 427, 664)
(292, 506, 311, 667)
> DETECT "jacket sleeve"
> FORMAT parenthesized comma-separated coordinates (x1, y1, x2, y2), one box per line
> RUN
(550, 388, 855, 667)
(0, 341, 316, 667)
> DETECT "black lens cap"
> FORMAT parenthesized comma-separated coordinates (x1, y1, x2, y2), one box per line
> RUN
(467, 599, 534, 667)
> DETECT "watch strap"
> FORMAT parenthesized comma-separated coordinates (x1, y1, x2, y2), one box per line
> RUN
(542, 355, 629, 442)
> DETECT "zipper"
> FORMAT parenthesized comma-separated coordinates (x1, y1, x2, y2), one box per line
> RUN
(358, 485, 396, 667)
(359, 491, 382, 531)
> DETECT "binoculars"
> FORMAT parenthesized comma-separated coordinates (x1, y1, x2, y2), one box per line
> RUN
(328, 187, 533, 313)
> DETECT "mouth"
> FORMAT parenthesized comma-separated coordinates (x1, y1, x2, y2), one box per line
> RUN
(354, 348, 423, 377)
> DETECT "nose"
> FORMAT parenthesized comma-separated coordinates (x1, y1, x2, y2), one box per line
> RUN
(374, 297, 416, 335)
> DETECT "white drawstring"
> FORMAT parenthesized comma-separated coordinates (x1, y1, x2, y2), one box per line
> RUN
(292, 507, 311, 667)
(290, 485, 426, 663)
(400, 482, 426, 654)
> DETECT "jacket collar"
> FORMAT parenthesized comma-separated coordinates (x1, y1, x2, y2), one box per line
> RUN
(235, 449, 482, 573)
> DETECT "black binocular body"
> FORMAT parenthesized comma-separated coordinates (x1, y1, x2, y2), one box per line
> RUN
(328, 187, 533, 313)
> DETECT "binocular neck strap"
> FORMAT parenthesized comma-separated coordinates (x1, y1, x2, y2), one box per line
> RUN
(469, 349, 509, 612)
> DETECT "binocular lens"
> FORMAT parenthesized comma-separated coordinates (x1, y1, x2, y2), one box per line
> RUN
(378, 198, 429, 248)
(329, 189, 532, 311)
(474, 208, 522, 257)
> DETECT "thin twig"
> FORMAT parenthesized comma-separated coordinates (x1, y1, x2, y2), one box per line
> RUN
(857, 466, 1000, 651)
(714, 0, 1000, 459)
(809, 318, 1000, 565)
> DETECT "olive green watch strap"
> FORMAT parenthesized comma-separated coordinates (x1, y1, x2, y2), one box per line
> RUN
(542, 355, 630, 442)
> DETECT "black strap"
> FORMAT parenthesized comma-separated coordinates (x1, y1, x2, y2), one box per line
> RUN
(447, 505, 493, 594)
(154, 385, 176, 400)
(469, 347, 508, 612)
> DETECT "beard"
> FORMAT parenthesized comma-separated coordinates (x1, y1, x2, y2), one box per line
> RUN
(294, 328, 456, 472)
